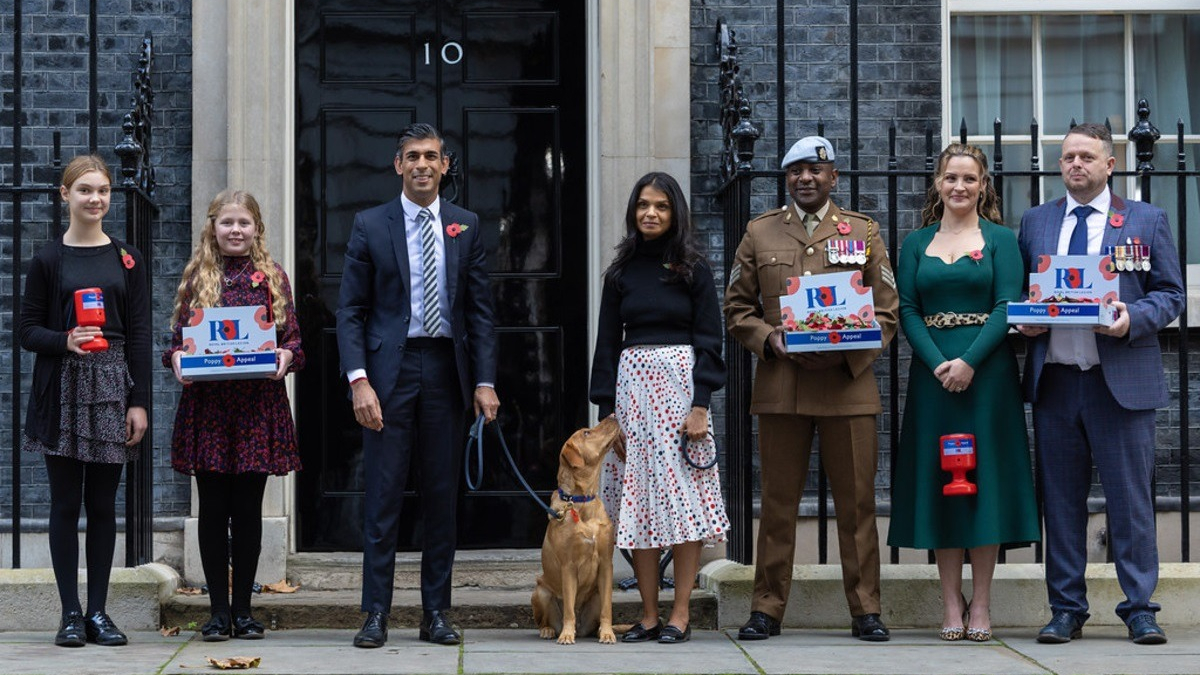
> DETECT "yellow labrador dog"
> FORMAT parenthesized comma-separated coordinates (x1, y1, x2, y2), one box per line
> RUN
(531, 416, 624, 644)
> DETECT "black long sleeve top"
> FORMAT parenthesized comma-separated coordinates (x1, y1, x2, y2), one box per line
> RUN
(18, 238, 152, 448)
(589, 237, 726, 419)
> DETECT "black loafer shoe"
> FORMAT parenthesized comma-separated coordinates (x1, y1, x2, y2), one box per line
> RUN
(621, 620, 663, 643)
(658, 624, 691, 644)
(1127, 615, 1167, 645)
(55, 612, 86, 648)
(737, 611, 781, 641)
(851, 613, 890, 642)
(419, 610, 460, 646)
(1037, 611, 1084, 644)
(84, 611, 128, 646)
(353, 612, 388, 648)
(232, 614, 266, 640)
(201, 613, 232, 642)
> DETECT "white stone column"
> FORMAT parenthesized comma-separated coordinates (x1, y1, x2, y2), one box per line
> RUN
(185, 0, 295, 586)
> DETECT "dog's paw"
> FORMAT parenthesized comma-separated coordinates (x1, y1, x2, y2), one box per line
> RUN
(538, 627, 557, 640)
(556, 630, 577, 645)
(598, 628, 617, 644)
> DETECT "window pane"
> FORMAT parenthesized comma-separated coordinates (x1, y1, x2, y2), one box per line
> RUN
(1144, 142, 1200, 264)
(951, 15, 1034, 135)
(1042, 15, 1125, 135)
(1133, 15, 1200, 144)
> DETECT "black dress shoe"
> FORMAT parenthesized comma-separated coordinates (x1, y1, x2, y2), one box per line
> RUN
(84, 611, 128, 646)
(419, 610, 460, 645)
(621, 620, 663, 643)
(1037, 611, 1084, 644)
(737, 611, 781, 640)
(658, 624, 691, 644)
(201, 613, 232, 642)
(851, 613, 890, 642)
(54, 612, 86, 648)
(353, 612, 388, 648)
(1127, 614, 1167, 645)
(232, 614, 266, 640)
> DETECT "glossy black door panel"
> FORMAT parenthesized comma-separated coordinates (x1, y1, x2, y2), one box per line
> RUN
(295, 0, 587, 551)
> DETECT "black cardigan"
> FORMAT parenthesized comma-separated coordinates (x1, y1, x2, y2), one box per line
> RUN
(18, 237, 152, 448)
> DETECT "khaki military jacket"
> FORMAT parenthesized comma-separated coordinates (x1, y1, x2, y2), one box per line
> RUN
(723, 201, 899, 416)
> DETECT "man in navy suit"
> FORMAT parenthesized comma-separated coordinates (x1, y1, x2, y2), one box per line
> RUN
(336, 122, 500, 648)
(1017, 122, 1183, 645)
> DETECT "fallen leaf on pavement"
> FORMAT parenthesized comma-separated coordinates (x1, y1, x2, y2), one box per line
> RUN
(176, 586, 204, 595)
(206, 656, 261, 670)
(261, 579, 299, 593)
(160, 625, 181, 636)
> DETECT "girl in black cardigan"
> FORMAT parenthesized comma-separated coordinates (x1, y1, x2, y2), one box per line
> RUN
(18, 155, 151, 647)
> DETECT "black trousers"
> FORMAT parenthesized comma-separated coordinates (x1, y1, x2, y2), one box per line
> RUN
(195, 471, 269, 617)
(360, 338, 465, 614)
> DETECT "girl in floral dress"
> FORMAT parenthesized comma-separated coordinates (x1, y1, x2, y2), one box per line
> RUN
(590, 172, 729, 644)
(165, 190, 303, 641)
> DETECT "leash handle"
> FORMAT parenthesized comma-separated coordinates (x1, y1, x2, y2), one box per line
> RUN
(464, 414, 561, 519)
(678, 431, 719, 470)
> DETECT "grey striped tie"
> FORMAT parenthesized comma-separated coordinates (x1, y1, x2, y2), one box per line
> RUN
(417, 207, 441, 336)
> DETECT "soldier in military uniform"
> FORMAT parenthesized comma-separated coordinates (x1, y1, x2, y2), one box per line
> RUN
(724, 136, 899, 642)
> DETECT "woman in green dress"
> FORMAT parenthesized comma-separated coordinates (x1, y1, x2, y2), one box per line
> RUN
(888, 144, 1039, 642)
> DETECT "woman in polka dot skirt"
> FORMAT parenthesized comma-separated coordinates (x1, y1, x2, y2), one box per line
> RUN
(590, 171, 730, 644)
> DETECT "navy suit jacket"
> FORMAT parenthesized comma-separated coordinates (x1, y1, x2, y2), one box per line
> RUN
(336, 195, 497, 408)
(1017, 193, 1185, 410)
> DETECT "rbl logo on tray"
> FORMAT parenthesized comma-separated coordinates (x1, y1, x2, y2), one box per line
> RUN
(805, 286, 845, 309)
(210, 319, 247, 342)
(1055, 267, 1090, 290)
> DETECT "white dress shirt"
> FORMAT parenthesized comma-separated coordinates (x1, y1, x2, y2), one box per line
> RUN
(401, 194, 450, 339)
(1045, 188, 1110, 369)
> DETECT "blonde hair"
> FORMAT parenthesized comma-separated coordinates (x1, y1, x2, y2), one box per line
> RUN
(169, 190, 289, 330)
(61, 154, 113, 190)
(920, 144, 1004, 227)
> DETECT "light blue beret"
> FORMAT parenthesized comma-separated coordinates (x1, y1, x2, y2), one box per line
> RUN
(780, 136, 836, 169)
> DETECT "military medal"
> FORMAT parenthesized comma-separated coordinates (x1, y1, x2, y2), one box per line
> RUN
(855, 240, 867, 264)
(827, 241, 840, 264)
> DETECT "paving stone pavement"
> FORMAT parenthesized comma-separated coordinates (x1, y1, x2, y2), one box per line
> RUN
(0, 626, 1197, 675)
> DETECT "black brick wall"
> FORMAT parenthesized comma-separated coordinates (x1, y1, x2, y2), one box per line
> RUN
(0, 0, 194, 530)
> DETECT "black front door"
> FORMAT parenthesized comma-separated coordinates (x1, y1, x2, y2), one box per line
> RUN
(294, 0, 589, 550)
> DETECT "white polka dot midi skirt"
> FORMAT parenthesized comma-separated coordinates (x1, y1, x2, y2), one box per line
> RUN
(600, 345, 730, 550)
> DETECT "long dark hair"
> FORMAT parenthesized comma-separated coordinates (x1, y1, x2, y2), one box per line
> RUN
(920, 144, 1003, 227)
(602, 171, 702, 286)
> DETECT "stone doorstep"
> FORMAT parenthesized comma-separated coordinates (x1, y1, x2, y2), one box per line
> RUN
(0, 563, 178, 632)
(285, 549, 554, 591)
(701, 560, 1200, 629)
(160, 587, 717, 631)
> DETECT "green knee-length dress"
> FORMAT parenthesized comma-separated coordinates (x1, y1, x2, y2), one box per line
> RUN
(887, 221, 1040, 550)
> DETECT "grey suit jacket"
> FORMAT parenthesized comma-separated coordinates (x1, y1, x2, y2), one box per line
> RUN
(335, 195, 497, 407)
(1017, 192, 1184, 410)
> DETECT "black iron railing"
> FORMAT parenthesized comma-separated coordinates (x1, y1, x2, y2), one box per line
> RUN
(1, 23, 158, 567)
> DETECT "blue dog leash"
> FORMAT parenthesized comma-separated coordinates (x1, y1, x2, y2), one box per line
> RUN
(464, 414, 562, 520)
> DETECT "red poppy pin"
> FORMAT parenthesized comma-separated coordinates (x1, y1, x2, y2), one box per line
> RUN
(836, 221, 852, 235)
(250, 270, 266, 288)
(119, 247, 135, 269)
(969, 249, 983, 265)
(446, 222, 469, 238)
(1108, 209, 1124, 228)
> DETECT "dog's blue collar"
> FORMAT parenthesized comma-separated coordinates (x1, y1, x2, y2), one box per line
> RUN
(557, 487, 596, 503)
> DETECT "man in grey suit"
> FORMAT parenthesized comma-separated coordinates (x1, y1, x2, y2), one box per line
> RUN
(337, 122, 500, 648)
(1016, 122, 1183, 645)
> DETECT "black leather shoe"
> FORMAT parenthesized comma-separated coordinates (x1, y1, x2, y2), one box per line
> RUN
(1037, 611, 1084, 644)
(83, 611, 128, 646)
(621, 620, 663, 643)
(232, 614, 266, 640)
(353, 612, 388, 648)
(658, 624, 691, 644)
(419, 610, 460, 645)
(1127, 614, 1167, 645)
(737, 611, 781, 640)
(201, 613, 232, 642)
(851, 613, 890, 642)
(54, 612, 86, 648)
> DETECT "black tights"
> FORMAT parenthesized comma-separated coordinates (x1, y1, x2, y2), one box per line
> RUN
(195, 472, 269, 617)
(43, 454, 124, 616)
